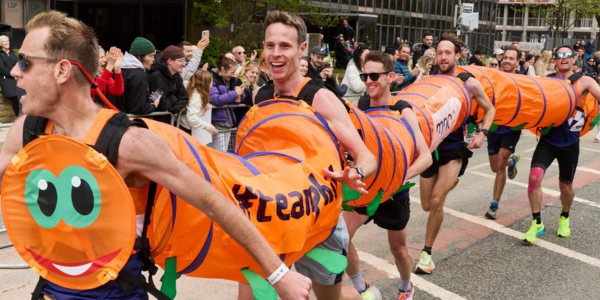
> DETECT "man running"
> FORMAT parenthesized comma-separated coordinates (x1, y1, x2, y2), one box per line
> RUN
(343, 51, 432, 300)
(238, 11, 378, 300)
(484, 44, 522, 219)
(522, 45, 600, 243)
(0, 11, 310, 300)
(416, 32, 495, 274)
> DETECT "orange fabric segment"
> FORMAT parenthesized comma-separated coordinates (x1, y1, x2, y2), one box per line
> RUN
(1, 135, 136, 290)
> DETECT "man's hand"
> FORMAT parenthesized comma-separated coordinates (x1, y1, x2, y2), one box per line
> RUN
(467, 132, 485, 149)
(320, 67, 333, 79)
(272, 271, 311, 300)
(410, 66, 420, 76)
(323, 166, 367, 194)
(250, 49, 258, 61)
(201, 63, 209, 71)
(197, 38, 210, 51)
(394, 73, 405, 83)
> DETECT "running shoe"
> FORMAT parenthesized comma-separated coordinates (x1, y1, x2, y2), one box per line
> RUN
(361, 285, 382, 300)
(522, 220, 545, 243)
(557, 216, 571, 237)
(396, 282, 414, 300)
(485, 202, 498, 220)
(507, 153, 520, 180)
(415, 251, 435, 274)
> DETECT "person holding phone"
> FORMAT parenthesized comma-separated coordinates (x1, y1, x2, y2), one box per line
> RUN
(178, 32, 210, 82)
(394, 44, 420, 91)
(149, 45, 189, 117)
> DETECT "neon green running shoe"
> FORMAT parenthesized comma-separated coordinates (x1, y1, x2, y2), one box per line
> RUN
(361, 285, 382, 300)
(508, 153, 520, 180)
(557, 216, 571, 237)
(415, 251, 435, 274)
(522, 220, 545, 243)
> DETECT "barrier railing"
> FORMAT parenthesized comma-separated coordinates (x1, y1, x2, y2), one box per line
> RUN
(127, 111, 175, 126)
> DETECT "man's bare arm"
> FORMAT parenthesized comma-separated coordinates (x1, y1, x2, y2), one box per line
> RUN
(0, 116, 25, 186)
(117, 127, 310, 299)
(466, 78, 496, 149)
(312, 89, 376, 187)
(580, 76, 600, 102)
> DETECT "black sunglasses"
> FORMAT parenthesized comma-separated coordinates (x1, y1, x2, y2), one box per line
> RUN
(237, 51, 246, 55)
(490, 63, 498, 66)
(359, 72, 389, 82)
(17, 53, 59, 71)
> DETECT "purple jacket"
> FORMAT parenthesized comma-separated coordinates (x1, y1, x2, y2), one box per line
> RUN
(210, 70, 244, 124)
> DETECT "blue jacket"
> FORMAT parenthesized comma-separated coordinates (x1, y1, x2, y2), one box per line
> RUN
(394, 58, 415, 91)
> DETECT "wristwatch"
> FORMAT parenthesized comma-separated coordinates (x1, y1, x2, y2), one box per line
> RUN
(481, 129, 489, 136)
(354, 167, 365, 181)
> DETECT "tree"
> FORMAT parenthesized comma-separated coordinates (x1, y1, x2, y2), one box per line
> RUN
(188, 0, 342, 67)
(520, 0, 600, 49)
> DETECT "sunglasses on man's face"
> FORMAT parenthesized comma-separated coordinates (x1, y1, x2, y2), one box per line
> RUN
(17, 53, 59, 71)
(556, 52, 573, 59)
(237, 51, 246, 55)
(359, 72, 389, 82)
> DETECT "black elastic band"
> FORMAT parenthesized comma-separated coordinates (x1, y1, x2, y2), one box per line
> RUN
(30, 276, 46, 300)
(116, 270, 171, 300)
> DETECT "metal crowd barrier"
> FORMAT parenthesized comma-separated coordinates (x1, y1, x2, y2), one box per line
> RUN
(127, 111, 175, 126)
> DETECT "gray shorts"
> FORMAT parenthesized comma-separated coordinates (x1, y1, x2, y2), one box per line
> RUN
(294, 213, 349, 285)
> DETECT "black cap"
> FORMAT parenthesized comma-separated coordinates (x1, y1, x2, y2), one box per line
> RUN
(311, 46, 326, 55)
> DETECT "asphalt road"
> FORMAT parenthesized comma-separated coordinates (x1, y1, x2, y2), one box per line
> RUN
(2, 130, 600, 299)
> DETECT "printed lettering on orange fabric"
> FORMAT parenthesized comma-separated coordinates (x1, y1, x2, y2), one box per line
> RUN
(218, 150, 340, 253)
(426, 85, 462, 151)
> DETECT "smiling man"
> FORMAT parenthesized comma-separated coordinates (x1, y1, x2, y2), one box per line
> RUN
(343, 50, 432, 300)
(523, 45, 600, 243)
(484, 45, 522, 220)
(238, 10, 377, 300)
(0, 10, 312, 300)
(416, 32, 495, 275)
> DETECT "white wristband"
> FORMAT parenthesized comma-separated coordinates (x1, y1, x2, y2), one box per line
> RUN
(267, 263, 289, 285)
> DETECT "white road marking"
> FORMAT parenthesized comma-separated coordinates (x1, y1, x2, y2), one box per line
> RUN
(409, 196, 600, 269)
(469, 171, 600, 209)
(581, 147, 600, 154)
(357, 250, 468, 300)
(523, 147, 536, 153)
(520, 157, 600, 175)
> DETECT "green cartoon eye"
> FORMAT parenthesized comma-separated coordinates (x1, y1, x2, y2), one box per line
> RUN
(25, 169, 61, 229)
(60, 166, 102, 228)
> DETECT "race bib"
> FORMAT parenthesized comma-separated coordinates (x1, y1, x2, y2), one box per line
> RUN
(425, 85, 463, 151)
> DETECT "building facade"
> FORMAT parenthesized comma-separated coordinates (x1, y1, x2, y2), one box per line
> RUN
(0, 0, 186, 51)
(310, 0, 498, 54)
(495, 0, 599, 49)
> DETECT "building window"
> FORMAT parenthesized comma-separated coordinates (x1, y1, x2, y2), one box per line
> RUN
(575, 18, 593, 28)
(507, 6, 524, 26)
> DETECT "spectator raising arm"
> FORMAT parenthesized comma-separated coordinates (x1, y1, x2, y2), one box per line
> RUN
(181, 38, 209, 81)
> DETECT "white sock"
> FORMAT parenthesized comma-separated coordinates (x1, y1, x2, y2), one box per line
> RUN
(350, 272, 366, 293)
(399, 279, 411, 292)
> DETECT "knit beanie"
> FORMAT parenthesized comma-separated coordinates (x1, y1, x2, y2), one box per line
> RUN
(161, 45, 185, 61)
(130, 37, 155, 55)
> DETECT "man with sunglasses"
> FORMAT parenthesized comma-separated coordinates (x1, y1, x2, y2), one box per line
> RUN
(3, 11, 313, 300)
(237, 10, 377, 300)
(233, 45, 257, 77)
(484, 45, 522, 220)
(522, 45, 600, 243)
(343, 51, 432, 300)
(416, 32, 495, 275)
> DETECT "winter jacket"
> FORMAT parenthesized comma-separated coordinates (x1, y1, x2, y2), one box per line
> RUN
(341, 59, 365, 95)
(180, 91, 212, 130)
(149, 58, 188, 114)
(92, 69, 124, 102)
(394, 58, 415, 91)
(583, 62, 596, 77)
(0, 49, 18, 98)
(585, 40, 595, 55)
(108, 52, 156, 115)
(412, 43, 430, 68)
(181, 49, 204, 81)
(210, 69, 243, 124)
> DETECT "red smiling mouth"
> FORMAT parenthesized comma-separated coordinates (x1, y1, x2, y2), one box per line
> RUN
(27, 248, 121, 277)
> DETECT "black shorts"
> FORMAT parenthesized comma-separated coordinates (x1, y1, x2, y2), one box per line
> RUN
(487, 130, 521, 156)
(421, 147, 473, 178)
(354, 196, 410, 231)
(531, 139, 579, 184)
